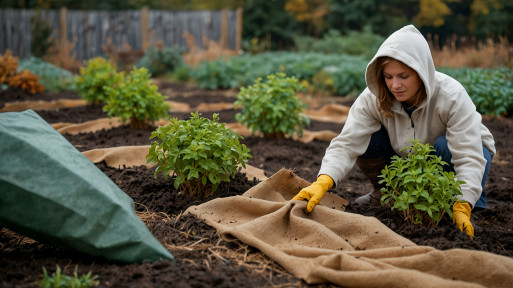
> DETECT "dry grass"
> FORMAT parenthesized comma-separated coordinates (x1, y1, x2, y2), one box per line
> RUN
(44, 37, 82, 74)
(182, 31, 238, 67)
(136, 207, 299, 287)
(102, 38, 144, 72)
(428, 34, 513, 68)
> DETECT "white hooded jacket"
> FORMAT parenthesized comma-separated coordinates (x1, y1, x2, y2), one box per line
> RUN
(318, 25, 496, 207)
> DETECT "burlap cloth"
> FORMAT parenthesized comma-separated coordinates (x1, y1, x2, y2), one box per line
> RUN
(82, 145, 268, 181)
(0, 99, 88, 112)
(186, 169, 513, 288)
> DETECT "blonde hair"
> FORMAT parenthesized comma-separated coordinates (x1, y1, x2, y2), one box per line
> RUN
(376, 57, 426, 118)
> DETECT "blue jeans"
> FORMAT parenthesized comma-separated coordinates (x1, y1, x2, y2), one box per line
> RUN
(359, 126, 492, 209)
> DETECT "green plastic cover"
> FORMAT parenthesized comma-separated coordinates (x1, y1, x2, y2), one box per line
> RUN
(0, 109, 173, 263)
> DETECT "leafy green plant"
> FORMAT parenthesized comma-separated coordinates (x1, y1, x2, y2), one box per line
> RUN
(103, 67, 170, 129)
(171, 65, 192, 82)
(439, 67, 513, 116)
(234, 73, 309, 138)
(146, 112, 252, 198)
(460, 68, 513, 117)
(293, 27, 384, 58)
(136, 45, 184, 77)
(379, 140, 465, 228)
(76, 57, 123, 103)
(37, 265, 99, 288)
(187, 52, 369, 96)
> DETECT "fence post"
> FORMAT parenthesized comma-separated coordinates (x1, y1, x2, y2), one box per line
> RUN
(236, 8, 242, 51)
(141, 7, 149, 51)
(221, 9, 228, 49)
(60, 7, 67, 40)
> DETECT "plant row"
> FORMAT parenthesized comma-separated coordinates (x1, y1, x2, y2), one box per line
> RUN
(2, 52, 470, 234)
(174, 52, 513, 116)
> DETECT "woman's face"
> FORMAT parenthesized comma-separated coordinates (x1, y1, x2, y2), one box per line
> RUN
(383, 59, 421, 105)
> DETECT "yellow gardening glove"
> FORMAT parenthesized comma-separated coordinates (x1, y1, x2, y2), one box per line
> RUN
(453, 201, 474, 238)
(293, 175, 333, 212)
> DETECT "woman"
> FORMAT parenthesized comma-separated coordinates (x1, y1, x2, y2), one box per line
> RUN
(293, 25, 495, 238)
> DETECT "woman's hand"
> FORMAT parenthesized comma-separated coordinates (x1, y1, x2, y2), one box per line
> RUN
(293, 175, 333, 212)
(453, 201, 474, 238)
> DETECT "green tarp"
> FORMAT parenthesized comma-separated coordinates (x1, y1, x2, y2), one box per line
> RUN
(0, 109, 173, 263)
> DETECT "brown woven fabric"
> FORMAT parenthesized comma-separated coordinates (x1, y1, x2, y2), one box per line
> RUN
(186, 169, 513, 288)
(82, 145, 268, 181)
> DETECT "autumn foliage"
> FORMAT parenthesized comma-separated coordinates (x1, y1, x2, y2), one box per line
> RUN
(1, 49, 45, 94)
(8, 70, 45, 94)
(0, 50, 18, 84)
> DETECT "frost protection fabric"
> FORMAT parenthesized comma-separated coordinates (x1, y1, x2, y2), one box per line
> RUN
(0, 109, 173, 263)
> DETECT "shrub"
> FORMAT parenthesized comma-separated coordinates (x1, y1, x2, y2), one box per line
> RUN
(235, 73, 309, 138)
(136, 45, 184, 77)
(8, 69, 45, 94)
(0, 50, 19, 85)
(171, 65, 192, 82)
(379, 140, 465, 228)
(147, 112, 252, 198)
(37, 265, 99, 288)
(103, 67, 170, 129)
(1, 50, 45, 94)
(76, 57, 123, 103)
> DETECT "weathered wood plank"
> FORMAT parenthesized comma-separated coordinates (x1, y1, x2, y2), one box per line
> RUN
(0, 8, 241, 60)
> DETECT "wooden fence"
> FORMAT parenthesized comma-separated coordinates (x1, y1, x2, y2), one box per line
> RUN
(0, 8, 243, 60)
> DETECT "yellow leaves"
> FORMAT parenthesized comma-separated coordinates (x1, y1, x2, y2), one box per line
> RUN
(414, 0, 503, 28)
(285, 0, 329, 22)
(413, 0, 452, 28)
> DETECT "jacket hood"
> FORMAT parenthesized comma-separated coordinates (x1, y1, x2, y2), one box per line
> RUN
(365, 25, 436, 101)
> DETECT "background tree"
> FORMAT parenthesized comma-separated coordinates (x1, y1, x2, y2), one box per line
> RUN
(242, 0, 298, 50)
(284, 0, 329, 37)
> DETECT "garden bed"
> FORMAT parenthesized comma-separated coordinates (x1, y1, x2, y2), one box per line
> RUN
(1, 81, 513, 287)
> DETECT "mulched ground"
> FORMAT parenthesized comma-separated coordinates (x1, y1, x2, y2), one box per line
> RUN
(1, 82, 513, 288)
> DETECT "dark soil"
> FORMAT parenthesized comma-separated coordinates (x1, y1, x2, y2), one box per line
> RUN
(1, 82, 513, 288)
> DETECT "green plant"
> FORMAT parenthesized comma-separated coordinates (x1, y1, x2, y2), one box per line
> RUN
(171, 65, 192, 82)
(103, 67, 170, 128)
(37, 265, 99, 288)
(136, 45, 184, 77)
(234, 73, 309, 138)
(76, 57, 123, 103)
(439, 67, 513, 116)
(379, 140, 465, 228)
(146, 112, 252, 198)
(460, 68, 513, 117)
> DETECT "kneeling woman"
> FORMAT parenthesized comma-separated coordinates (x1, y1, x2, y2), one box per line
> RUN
(293, 25, 495, 237)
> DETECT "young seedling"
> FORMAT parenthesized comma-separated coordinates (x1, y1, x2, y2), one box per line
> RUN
(234, 73, 310, 138)
(379, 139, 465, 228)
(146, 112, 252, 198)
(37, 265, 99, 288)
